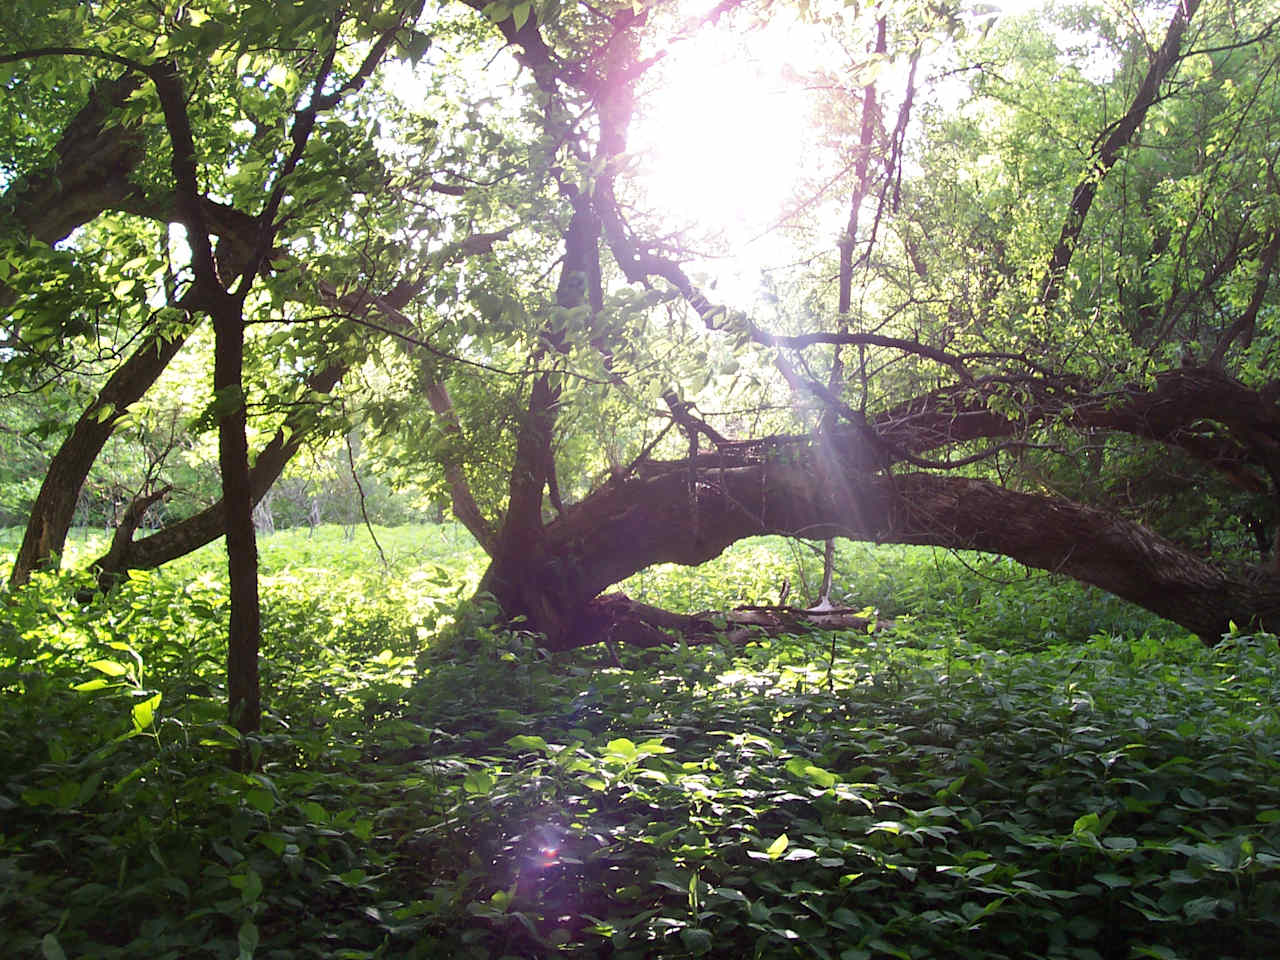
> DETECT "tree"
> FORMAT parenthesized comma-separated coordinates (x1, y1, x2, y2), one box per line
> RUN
(451, 0, 1280, 646)
(5, 0, 1280, 699)
(2, 0, 446, 737)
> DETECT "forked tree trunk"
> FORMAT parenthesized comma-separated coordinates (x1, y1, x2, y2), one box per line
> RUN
(89, 363, 345, 591)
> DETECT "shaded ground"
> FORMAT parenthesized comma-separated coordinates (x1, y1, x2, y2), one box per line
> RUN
(3, 527, 1276, 958)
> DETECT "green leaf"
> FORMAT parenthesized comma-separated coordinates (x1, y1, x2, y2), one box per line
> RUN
(867, 939, 911, 960)
(785, 757, 837, 788)
(237, 920, 259, 960)
(241, 868, 263, 905)
(402, 29, 432, 65)
(766, 833, 789, 858)
(41, 934, 67, 960)
(300, 801, 328, 824)
(680, 928, 713, 955)
(245, 788, 275, 813)
(88, 659, 129, 677)
(1094, 872, 1131, 888)
(511, 2, 531, 30)
(131, 693, 161, 732)
(605, 737, 638, 761)
(77, 772, 102, 805)
(1072, 812, 1100, 836)
(463, 769, 495, 795)
(258, 832, 287, 855)
(506, 734, 549, 752)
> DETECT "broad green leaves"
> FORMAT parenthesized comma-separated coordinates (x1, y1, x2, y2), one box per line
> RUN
(2, 528, 1279, 956)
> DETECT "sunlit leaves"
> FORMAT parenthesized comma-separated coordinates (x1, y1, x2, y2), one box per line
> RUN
(3, 527, 1279, 956)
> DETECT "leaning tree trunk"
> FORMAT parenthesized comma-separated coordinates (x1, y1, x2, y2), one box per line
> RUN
(476, 435, 1280, 649)
(1, 72, 171, 589)
(89, 362, 345, 591)
(475, 200, 600, 641)
(8, 329, 188, 589)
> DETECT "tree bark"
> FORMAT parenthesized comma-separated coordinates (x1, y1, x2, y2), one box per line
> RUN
(212, 302, 261, 736)
(0, 74, 144, 256)
(89, 363, 345, 590)
(480, 435, 1280, 649)
(1038, 0, 1200, 308)
(83, 220, 513, 589)
(477, 200, 600, 638)
(425, 380, 496, 553)
(1, 73, 183, 589)
(88, 484, 171, 598)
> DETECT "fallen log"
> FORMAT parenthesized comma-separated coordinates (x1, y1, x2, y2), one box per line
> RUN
(564, 593, 892, 652)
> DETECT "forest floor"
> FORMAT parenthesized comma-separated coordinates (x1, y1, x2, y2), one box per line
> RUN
(1, 525, 1277, 958)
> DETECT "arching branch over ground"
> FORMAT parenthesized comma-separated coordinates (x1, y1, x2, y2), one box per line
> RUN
(459, 0, 1279, 651)
(486, 418, 1280, 650)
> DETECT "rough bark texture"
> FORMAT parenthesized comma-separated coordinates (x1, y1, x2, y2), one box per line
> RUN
(0, 74, 144, 254)
(872, 366, 1280, 490)
(574, 594, 886, 649)
(1, 74, 179, 589)
(425, 380, 497, 553)
(214, 305, 261, 736)
(89, 484, 171, 596)
(477, 200, 600, 632)
(81, 222, 510, 589)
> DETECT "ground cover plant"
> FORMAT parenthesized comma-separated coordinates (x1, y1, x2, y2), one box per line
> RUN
(6, 1, 1280, 956)
(2, 526, 1276, 959)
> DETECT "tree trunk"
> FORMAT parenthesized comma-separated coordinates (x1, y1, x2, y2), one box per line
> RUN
(8, 329, 187, 589)
(477, 439, 1280, 649)
(89, 363, 345, 590)
(211, 298, 261, 737)
(476, 201, 600, 640)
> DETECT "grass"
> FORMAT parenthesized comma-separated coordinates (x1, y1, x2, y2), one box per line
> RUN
(1, 525, 1275, 958)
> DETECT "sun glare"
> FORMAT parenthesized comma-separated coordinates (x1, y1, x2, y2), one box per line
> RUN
(632, 16, 818, 241)
(628, 0, 1054, 305)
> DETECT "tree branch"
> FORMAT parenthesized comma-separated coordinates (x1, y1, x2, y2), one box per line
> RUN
(1038, 0, 1201, 309)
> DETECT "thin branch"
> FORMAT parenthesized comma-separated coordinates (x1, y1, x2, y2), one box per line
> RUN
(0, 45, 146, 71)
(344, 426, 389, 573)
(1208, 227, 1280, 368)
(762, 330, 974, 383)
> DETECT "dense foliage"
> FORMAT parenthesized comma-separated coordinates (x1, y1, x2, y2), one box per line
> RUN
(3, 528, 1277, 958)
(5, 0, 1280, 955)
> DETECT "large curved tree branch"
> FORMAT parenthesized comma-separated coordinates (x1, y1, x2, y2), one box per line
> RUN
(90, 361, 347, 591)
(519, 450, 1280, 648)
(8, 325, 188, 589)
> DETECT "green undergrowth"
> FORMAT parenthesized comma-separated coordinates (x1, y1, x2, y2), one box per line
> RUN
(2, 526, 1276, 958)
